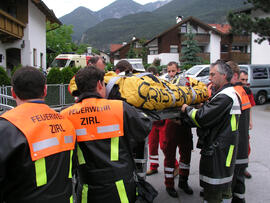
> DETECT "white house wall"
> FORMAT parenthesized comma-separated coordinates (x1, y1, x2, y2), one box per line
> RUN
(250, 10, 270, 64)
(209, 32, 221, 63)
(148, 53, 180, 66)
(27, 0, 46, 70)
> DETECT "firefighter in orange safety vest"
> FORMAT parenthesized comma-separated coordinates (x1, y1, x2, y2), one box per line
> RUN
(227, 61, 252, 203)
(0, 66, 76, 203)
(61, 66, 152, 203)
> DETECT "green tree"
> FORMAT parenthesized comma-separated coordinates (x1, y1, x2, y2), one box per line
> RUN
(46, 22, 92, 67)
(180, 28, 202, 67)
(0, 66, 10, 86)
(46, 23, 74, 66)
(227, 0, 270, 43)
(127, 44, 136, 58)
(138, 39, 148, 64)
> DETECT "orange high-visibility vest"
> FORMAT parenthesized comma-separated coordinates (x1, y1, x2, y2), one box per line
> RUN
(61, 98, 124, 142)
(1, 103, 76, 161)
(234, 85, 252, 110)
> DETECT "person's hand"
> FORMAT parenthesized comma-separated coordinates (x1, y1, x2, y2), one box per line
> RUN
(181, 104, 188, 112)
(249, 121, 253, 130)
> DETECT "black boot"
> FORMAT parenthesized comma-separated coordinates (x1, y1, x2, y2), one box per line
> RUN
(178, 175, 193, 195)
(232, 196, 246, 203)
(166, 187, 178, 198)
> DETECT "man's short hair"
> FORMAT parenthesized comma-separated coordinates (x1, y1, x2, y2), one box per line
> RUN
(211, 60, 233, 82)
(147, 66, 158, 75)
(12, 66, 46, 100)
(226, 61, 240, 77)
(75, 66, 105, 93)
(240, 70, 248, 75)
(167, 61, 179, 69)
(88, 56, 103, 66)
(115, 60, 133, 73)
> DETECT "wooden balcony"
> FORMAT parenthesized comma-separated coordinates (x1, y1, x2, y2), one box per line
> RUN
(221, 51, 250, 63)
(221, 52, 230, 61)
(180, 33, 210, 44)
(230, 51, 251, 64)
(232, 35, 251, 44)
(197, 52, 210, 61)
(180, 52, 210, 61)
(0, 9, 25, 42)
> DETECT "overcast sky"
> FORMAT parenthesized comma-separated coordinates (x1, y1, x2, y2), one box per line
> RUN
(42, 0, 165, 18)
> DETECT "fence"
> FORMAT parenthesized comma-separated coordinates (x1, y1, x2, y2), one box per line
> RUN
(0, 84, 75, 111)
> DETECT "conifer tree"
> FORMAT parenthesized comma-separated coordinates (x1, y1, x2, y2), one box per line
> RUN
(180, 27, 202, 67)
(227, 0, 270, 44)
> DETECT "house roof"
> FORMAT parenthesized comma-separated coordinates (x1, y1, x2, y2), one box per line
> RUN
(144, 16, 226, 46)
(111, 38, 140, 54)
(110, 44, 123, 53)
(208, 24, 231, 34)
(31, 0, 62, 25)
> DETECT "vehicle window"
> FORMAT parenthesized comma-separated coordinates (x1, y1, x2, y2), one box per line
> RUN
(186, 66, 203, 75)
(253, 67, 268, 79)
(69, 61, 75, 67)
(197, 67, 209, 77)
(50, 59, 68, 67)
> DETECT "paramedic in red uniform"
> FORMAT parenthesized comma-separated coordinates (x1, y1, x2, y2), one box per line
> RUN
(163, 62, 194, 198)
(0, 66, 76, 203)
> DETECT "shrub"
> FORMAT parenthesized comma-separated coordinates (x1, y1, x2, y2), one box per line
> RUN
(11, 64, 22, 77)
(0, 66, 10, 86)
(181, 64, 193, 70)
(46, 68, 63, 84)
(105, 63, 114, 72)
(71, 66, 80, 75)
(62, 67, 74, 84)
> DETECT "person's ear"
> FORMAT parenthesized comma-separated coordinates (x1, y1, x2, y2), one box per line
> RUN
(43, 85, 47, 97)
(11, 88, 17, 99)
(97, 80, 103, 90)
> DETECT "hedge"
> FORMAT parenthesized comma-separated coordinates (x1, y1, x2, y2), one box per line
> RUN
(0, 66, 10, 86)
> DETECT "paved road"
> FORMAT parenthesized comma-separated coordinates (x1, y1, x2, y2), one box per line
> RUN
(146, 103, 270, 203)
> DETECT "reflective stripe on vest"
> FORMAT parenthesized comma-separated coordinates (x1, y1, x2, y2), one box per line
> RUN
(81, 184, 88, 203)
(200, 174, 233, 185)
(234, 86, 252, 110)
(1, 103, 75, 161)
(61, 98, 124, 142)
(226, 145, 235, 167)
(235, 158, 249, 165)
(115, 179, 129, 203)
(35, 158, 47, 187)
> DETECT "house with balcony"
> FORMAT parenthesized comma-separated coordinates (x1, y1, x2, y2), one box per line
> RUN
(0, 0, 61, 75)
(235, 7, 270, 64)
(110, 37, 143, 63)
(144, 16, 251, 66)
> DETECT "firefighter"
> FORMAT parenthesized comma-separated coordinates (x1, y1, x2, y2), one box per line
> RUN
(0, 66, 76, 203)
(162, 62, 194, 198)
(182, 60, 241, 203)
(227, 61, 252, 203)
(61, 66, 152, 203)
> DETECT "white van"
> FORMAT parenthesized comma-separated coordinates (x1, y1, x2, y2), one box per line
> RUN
(239, 64, 270, 105)
(50, 54, 92, 69)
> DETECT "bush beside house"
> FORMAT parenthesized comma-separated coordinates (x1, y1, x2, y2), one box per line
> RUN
(0, 66, 11, 86)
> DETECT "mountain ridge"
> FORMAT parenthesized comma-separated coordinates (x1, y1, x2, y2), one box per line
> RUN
(59, 0, 172, 41)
